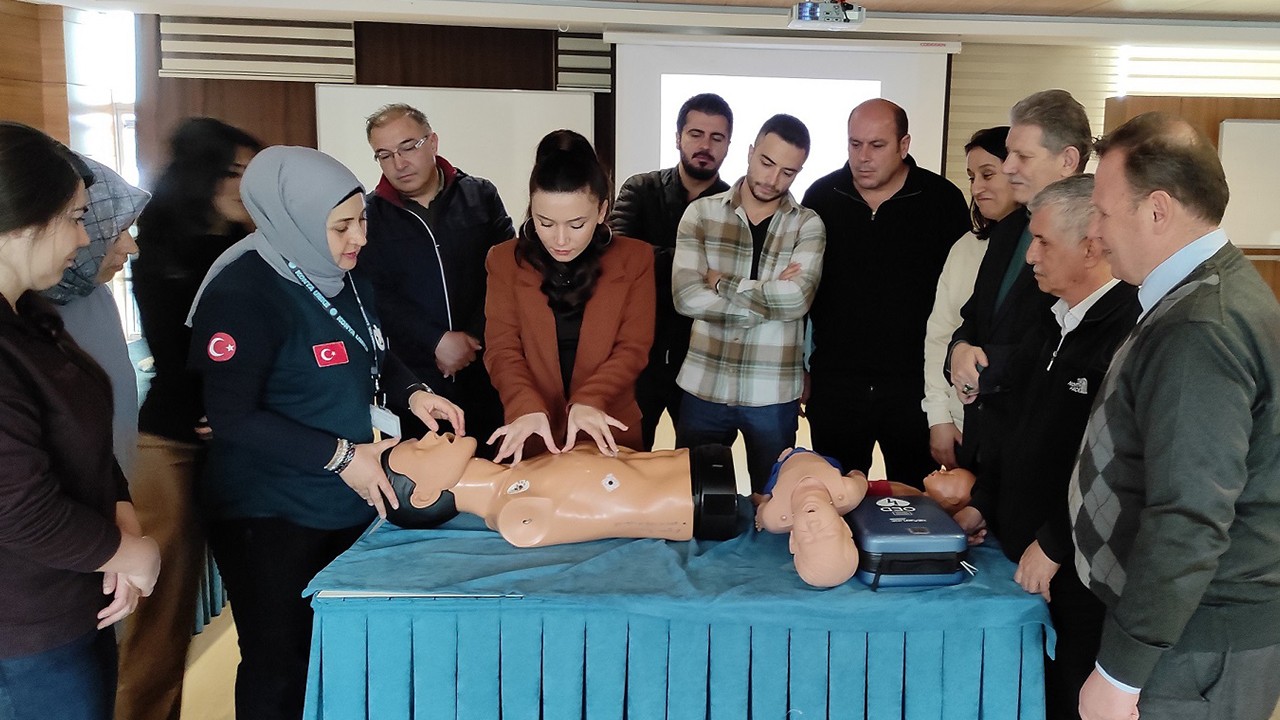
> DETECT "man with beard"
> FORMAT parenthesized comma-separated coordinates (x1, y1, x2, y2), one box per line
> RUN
(611, 94, 733, 449)
(671, 114, 825, 497)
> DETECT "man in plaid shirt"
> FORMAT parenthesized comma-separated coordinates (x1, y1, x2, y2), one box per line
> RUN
(671, 114, 826, 496)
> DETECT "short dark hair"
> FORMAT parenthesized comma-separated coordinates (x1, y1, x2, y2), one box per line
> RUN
(677, 93, 733, 136)
(756, 114, 811, 155)
(0, 122, 81, 236)
(964, 125, 1011, 239)
(1094, 112, 1229, 224)
(1010, 89, 1092, 173)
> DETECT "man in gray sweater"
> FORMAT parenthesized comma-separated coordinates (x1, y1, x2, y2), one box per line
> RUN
(1070, 112, 1280, 720)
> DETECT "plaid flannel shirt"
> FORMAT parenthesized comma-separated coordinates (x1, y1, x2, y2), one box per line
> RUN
(672, 179, 826, 407)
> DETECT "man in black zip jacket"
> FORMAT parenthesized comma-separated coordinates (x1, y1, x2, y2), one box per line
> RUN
(952, 175, 1139, 720)
(362, 104, 513, 452)
(610, 93, 733, 450)
(803, 98, 969, 487)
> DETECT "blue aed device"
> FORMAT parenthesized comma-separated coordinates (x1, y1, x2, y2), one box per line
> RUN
(846, 495, 969, 589)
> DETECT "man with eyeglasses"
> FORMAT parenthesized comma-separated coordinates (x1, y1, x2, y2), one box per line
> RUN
(362, 104, 514, 452)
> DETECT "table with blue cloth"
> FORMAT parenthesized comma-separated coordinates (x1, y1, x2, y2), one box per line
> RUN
(303, 510, 1053, 720)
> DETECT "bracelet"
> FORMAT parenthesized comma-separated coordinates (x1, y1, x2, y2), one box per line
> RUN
(406, 382, 435, 397)
(324, 438, 356, 473)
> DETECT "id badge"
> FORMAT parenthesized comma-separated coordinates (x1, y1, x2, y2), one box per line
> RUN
(370, 404, 402, 439)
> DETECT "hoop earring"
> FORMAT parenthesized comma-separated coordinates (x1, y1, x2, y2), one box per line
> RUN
(521, 217, 537, 241)
(597, 222, 614, 247)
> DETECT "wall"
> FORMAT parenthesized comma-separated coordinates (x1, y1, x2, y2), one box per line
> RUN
(0, 0, 69, 143)
(945, 43, 1119, 193)
(1104, 95, 1280, 300)
(135, 16, 563, 185)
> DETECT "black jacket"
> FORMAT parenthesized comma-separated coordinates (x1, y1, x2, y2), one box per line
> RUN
(362, 156, 513, 390)
(0, 292, 129, 658)
(970, 281, 1140, 563)
(947, 209, 1057, 468)
(803, 156, 970, 383)
(610, 167, 729, 360)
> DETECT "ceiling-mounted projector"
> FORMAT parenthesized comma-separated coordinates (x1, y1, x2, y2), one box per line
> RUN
(788, 1, 866, 31)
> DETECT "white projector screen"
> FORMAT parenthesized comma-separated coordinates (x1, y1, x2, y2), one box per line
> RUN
(614, 39, 952, 199)
(315, 84, 595, 220)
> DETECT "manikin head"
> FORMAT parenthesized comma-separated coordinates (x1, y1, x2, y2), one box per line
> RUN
(923, 466, 976, 515)
(757, 449, 868, 588)
(382, 432, 479, 529)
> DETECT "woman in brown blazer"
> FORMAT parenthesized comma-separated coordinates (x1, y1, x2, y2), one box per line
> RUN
(485, 130, 655, 464)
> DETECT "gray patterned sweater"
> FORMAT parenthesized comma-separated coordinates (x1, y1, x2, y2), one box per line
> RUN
(1069, 242, 1280, 688)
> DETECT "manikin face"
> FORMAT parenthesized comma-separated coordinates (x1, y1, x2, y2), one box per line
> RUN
(368, 115, 439, 199)
(1003, 124, 1075, 205)
(744, 132, 806, 204)
(966, 147, 1018, 223)
(213, 146, 256, 228)
(923, 466, 975, 513)
(2, 184, 91, 293)
(677, 110, 731, 182)
(1090, 151, 1148, 285)
(1026, 203, 1091, 300)
(326, 193, 368, 271)
(847, 105, 909, 192)
(96, 229, 139, 284)
(530, 189, 608, 263)
(391, 432, 479, 508)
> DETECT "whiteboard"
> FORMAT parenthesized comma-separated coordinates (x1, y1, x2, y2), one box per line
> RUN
(315, 84, 595, 221)
(1219, 119, 1280, 247)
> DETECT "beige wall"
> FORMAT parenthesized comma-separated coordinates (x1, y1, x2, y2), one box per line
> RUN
(944, 43, 1118, 195)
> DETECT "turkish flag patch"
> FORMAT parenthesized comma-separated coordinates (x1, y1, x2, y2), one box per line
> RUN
(313, 341, 349, 368)
(207, 332, 237, 362)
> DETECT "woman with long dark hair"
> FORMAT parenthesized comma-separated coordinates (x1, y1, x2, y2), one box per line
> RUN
(922, 126, 1020, 469)
(485, 130, 655, 464)
(117, 117, 262, 720)
(0, 122, 160, 720)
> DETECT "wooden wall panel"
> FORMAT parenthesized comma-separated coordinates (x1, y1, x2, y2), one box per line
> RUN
(1104, 96, 1280, 300)
(353, 22, 555, 90)
(1104, 95, 1280, 149)
(0, 0, 69, 142)
(135, 15, 317, 187)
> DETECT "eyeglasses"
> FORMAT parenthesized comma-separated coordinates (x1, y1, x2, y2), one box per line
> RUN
(373, 136, 430, 163)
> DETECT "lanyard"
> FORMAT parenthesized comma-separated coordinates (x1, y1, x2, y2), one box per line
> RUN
(287, 261, 384, 394)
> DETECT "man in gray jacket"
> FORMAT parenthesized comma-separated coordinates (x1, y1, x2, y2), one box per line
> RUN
(1070, 111, 1280, 720)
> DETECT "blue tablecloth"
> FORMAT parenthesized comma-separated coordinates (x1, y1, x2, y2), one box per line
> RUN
(303, 511, 1053, 720)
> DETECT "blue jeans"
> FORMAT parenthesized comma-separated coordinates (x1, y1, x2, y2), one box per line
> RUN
(676, 392, 800, 494)
(0, 628, 117, 720)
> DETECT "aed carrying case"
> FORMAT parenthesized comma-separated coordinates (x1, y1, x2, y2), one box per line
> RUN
(846, 495, 968, 589)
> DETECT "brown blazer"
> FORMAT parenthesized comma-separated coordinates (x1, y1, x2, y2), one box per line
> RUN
(484, 235, 655, 456)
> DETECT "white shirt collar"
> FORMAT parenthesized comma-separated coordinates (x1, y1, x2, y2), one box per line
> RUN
(1137, 228, 1229, 319)
(1052, 278, 1122, 336)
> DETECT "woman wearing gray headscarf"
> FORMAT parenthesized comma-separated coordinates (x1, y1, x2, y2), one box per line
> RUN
(187, 146, 464, 720)
(42, 154, 150, 479)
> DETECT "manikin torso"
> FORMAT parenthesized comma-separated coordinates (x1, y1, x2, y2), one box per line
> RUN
(388, 435, 695, 547)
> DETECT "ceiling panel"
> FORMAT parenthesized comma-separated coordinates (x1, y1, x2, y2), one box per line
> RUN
(636, 0, 1280, 21)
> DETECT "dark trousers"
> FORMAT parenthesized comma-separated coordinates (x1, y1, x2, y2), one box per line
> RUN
(806, 375, 935, 489)
(1045, 568, 1106, 720)
(208, 517, 366, 720)
(0, 628, 116, 720)
(1139, 641, 1280, 720)
(636, 351, 685, 451)
(675, 392, 799, 494)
